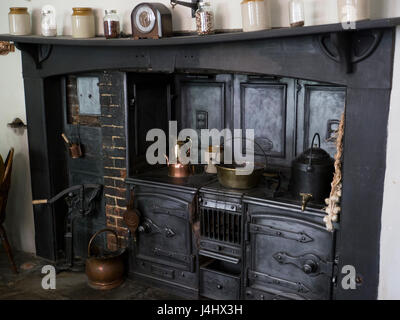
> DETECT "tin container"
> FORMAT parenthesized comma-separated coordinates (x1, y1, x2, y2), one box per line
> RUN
(71, 7, 95, 38)
(8, 7, 31, 35)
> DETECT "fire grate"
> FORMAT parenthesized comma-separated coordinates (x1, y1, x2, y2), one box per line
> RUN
(199, 206, 242, 245)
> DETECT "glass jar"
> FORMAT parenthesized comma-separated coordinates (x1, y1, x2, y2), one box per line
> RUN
(41, 5, 57, 37)
(241, 0, 270, 32)
(8, 7, 31, 35)
(338, 0, 369, 23)
(71, 7, 95, 38)
(195, 2, 214, 36)
(104, 10, 121, 39)
(289, 0, 305, 27)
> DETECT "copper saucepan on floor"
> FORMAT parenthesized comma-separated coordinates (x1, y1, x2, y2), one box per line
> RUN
(86, 228, 125, 290)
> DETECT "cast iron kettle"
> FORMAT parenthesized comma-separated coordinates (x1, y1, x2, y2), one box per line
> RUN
(290, 133, 334, 210)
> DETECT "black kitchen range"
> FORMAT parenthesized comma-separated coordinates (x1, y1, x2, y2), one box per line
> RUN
(2, 11, 396, 300)
(124, 73, 343, 300)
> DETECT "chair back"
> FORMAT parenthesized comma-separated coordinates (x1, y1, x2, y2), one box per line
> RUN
(0, 148, 14, 224)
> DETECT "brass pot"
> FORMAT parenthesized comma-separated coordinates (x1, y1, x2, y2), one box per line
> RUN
(216, 137, 271, 189)
(85, 228, 125, 290)
(216, 163, 265, 189)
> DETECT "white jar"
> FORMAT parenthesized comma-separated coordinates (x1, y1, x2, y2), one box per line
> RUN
(338, 0, 369, 23)
(71, 7, 95, 38)
(41, 5, 57, 37)
(8, 7, 31, 35)
(289, 0, 305, 27)
(241, 0, 271, 32)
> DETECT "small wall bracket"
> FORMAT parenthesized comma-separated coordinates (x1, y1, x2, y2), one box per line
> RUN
(318, 29, 383, 74)
(14, 43, 53, 69)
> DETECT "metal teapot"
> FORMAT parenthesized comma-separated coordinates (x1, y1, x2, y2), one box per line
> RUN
(289, 133, 334, 211)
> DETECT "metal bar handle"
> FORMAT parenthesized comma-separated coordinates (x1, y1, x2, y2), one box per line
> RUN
(222, 136, 272, 169)
(87, 228, 120, 258)
(307, 133, 321, 170)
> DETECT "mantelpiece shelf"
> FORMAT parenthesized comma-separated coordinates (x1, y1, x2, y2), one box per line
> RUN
(1, 18, 400, 47)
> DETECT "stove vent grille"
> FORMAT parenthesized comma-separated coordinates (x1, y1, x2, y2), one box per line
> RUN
(199, 207, 242, 245)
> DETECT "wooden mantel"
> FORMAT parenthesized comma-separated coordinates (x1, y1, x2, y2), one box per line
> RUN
(1, 18, 400, 47)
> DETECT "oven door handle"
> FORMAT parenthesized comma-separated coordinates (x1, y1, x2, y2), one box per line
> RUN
(199, 249, 240, 264)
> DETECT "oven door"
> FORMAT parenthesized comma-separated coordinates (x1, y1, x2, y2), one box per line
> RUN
(134, 191, 195, 272)
(244, 206, 336, 300)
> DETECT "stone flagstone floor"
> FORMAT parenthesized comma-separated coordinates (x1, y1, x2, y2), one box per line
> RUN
(0, 249, 183, 300)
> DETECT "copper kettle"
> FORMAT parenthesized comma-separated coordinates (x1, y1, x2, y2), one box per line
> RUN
(85, 228, 125, 290)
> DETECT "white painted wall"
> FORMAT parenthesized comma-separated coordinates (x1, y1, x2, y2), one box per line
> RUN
(0, 0, 399, 299)
(379, 24, 400, 300)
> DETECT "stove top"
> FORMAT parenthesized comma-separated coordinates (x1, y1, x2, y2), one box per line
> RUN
(126, 166, 325, 211)
(200, 172, 325, 211)
(200, 174, 284, 198)
(126, 165, 217, 192)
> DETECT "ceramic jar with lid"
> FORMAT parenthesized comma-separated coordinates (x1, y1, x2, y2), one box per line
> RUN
(241, 0, 271, 32)
(71, 7, 95, 38)
(8, 7, 31, 35)
(337, 0, 369, 23)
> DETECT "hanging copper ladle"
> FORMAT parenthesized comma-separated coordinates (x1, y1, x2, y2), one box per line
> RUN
(62, 133, 83, 159)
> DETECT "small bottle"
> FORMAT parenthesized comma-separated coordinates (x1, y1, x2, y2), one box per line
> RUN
(41, 5, 57, 37)
(195, 2, 214, 36)
(289, 0, 305, 27)
(104, 9, 121, 39)
(8, 7, 31, 35)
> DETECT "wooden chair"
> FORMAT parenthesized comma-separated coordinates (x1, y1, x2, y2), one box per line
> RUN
(0, 148, 18, 273)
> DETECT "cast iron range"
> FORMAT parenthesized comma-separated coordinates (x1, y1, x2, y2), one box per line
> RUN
(198, 174, 283, 262)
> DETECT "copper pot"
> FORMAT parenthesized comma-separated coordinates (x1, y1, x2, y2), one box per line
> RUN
(85, 228, 125, 290)
(69, 143, 83, 159)
(168, 164, 193, 178)
(62, 133, 83, 159)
